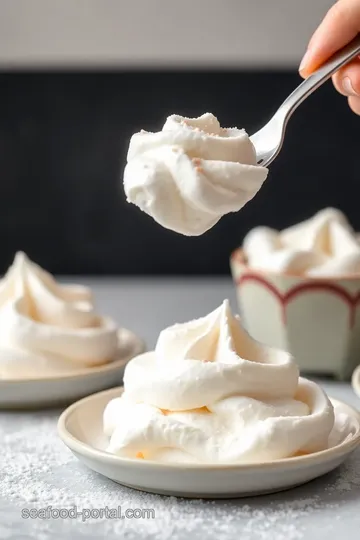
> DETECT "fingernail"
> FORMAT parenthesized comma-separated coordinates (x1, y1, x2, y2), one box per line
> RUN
(342, 77, 359, 96)
(299, 49, 312, 75)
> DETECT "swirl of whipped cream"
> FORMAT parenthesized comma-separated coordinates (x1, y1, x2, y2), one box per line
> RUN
(0, 252, 119, 378)
(243, 208, 360, 277)
(123, 113, 268, 236)
(104, 301, 334, 463)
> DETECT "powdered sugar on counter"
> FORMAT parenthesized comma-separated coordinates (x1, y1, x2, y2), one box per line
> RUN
(0, 393, 360, 540)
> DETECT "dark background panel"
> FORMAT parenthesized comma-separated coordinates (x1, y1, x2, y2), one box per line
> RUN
(0, 71, 358, 275)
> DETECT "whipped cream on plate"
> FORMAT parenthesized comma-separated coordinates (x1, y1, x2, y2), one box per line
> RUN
(103, 300, 334, 464)
(0, 252, 119, 379)
(243, 208, 360, 277)
(123, 113, 268, 236)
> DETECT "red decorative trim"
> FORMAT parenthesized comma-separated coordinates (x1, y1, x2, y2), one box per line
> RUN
(230, 250, 244, 264)
(237, 274, 360, 327)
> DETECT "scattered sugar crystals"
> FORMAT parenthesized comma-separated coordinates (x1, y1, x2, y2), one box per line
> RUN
(0, 409, 359, 540)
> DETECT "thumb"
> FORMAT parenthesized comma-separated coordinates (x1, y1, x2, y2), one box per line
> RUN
(299, 0, 360, 78)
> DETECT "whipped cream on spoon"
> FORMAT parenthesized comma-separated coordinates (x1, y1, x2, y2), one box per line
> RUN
(124, 113, 268, 236)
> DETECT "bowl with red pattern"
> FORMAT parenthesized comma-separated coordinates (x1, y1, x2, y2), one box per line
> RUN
(230, 249, 360, 380)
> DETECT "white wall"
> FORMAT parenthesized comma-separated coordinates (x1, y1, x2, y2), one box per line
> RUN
(0, 0, 334, 68)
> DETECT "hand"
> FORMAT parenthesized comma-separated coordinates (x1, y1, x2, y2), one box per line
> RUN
(299, 0, 360, 114)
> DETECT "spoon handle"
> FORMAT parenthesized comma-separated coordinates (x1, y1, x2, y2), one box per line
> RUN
(279, 34, 360, 119)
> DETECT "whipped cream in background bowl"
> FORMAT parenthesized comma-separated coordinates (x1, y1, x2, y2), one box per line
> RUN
(123, 113, 268, 236)
(230, 208, 360, 381)
(0, 252, 145, 408)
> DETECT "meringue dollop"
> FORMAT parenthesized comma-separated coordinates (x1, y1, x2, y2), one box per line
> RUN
(103, 300, 334, 464)
(0, 252, 119, 378)
(243, 207, 360, 277)
(123, 113, 268, 236)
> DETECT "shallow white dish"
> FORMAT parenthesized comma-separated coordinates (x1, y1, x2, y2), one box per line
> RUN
(0, 330, 145, 409)
(58, 386, 360, 499)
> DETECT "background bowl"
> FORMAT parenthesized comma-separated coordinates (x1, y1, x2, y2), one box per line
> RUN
(230, 249, 360, 380)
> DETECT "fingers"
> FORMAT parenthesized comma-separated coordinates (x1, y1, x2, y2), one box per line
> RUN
(332, 58, 360, 115)
(348, 95, 360, 115)
(299, 0, 360, 78)
(332, 59, 360, 115)
(332, 58, 360, 95)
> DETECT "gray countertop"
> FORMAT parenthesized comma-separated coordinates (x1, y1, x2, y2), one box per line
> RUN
(1, 277, 360, 540)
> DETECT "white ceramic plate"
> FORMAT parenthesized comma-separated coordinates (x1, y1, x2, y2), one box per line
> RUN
(58, 387, 360, 499)
(0, 330, 145, 409)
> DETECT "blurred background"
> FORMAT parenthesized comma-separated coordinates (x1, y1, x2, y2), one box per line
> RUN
(0, 0, 356, 276)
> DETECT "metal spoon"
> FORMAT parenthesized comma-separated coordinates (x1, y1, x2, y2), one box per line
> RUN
(250, 34, 360, 167)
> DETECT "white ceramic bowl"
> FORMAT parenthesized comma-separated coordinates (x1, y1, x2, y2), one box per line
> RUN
(58, 386, 360, 499)
(0, 329, 145, 408)
(231, 249, 360, 380)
